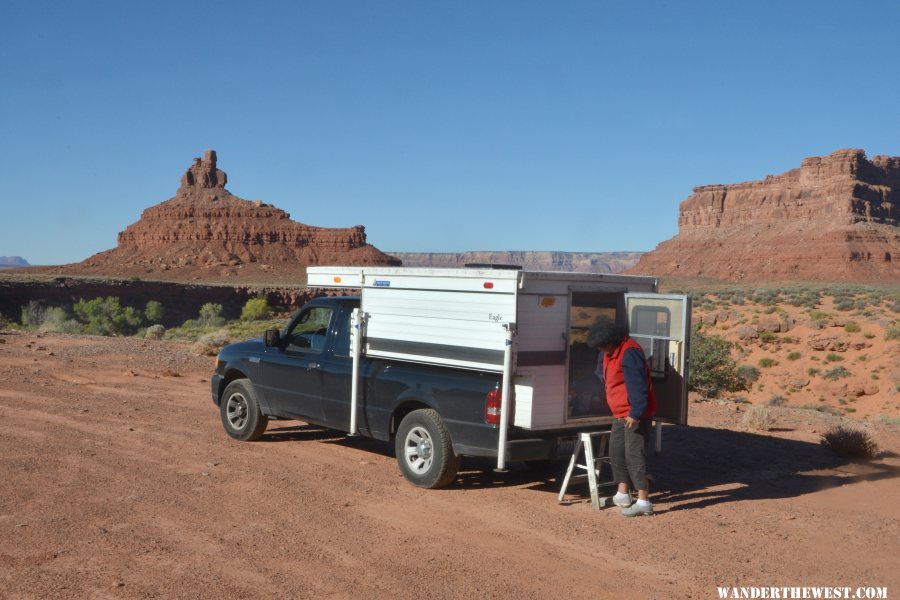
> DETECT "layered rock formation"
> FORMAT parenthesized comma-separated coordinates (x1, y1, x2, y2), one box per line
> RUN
(630, 149, 900, 282)
(392, 251, 643, 273)
(49, 150, 399, 283)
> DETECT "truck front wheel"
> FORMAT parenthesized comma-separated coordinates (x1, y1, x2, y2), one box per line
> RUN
(395, 409, 460, 489)
(220, 379, 268, 441)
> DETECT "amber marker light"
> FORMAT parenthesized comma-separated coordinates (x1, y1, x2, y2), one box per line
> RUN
(334, 276, 342, 283)
(540, 297, 556, 307)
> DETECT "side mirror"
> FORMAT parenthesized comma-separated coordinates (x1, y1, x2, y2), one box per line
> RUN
(264, 329, 281, 348)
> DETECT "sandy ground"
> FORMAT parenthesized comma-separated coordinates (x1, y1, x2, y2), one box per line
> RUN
(692, 295, 900, 419)
(1, 330, 898, 599)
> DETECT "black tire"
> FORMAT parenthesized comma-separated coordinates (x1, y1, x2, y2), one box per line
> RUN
(220, 379, 268, 441)
(395, 409, 460, 489)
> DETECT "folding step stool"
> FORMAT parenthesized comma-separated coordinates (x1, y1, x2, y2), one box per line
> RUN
(557, 431, 613, 509)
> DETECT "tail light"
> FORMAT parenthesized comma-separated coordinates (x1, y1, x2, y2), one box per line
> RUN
(485, 387, 514, 425)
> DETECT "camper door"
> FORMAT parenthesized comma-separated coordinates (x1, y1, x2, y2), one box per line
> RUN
(624, 293, 691, 425)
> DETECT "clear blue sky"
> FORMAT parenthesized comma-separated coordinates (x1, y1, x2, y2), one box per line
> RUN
(2, 1, 899, 265)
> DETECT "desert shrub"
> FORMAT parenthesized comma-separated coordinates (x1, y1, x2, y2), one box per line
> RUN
(885, 322, 900, 341)
(799, 403, 840, 416)
(145, 324, 166, 340)
(758, 357, 778, 368)
(807, 367, 820, 376)
(736, 364, 760, 386)
(758, 330, 778, 343)
(20, 301, 48, 328)
(825, 353, 844, 362)
(843, 322, 860, 333)
(820, 425, 878, 459)
(807, 310, 830, 329)
(834, 298, 855, 312)
(767, 395, 786, 407)
(688, 328, 746, 398)
(38, 307, 83, 334)
(193, 329, 231, 356)
(890, 301, 900, 313)
(823, 366, 851, 380)
(241, 297, 271, 321)
(742, 405, 775, 431)
(786, 352, 802, 361)
(73, 297, 143, 336)
(198, 302, 226, 327)
(144, 300, 165, 324)
(763, 306, 777, 314)
(20, 302, 81, 333)
(863, 332, 875, 339)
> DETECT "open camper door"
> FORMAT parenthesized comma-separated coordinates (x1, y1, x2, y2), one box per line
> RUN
(624, 293, 691, 425)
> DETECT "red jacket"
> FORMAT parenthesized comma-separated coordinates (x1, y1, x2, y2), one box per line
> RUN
(602, 337, 657, 419)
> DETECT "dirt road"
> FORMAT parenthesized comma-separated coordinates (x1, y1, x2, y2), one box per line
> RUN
(1, 331, 898, 599)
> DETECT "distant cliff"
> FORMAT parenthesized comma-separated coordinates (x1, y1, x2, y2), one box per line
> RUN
(0, 257, 29, 269)
(630, 149, 900, 282)
(390, 251, 643, 273)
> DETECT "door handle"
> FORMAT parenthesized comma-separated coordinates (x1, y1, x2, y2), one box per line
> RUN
(306, 362, 321, 370)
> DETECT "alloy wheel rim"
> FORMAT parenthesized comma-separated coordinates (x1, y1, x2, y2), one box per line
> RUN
(403, 425, 434, 474)
(226, 393, 249, 430)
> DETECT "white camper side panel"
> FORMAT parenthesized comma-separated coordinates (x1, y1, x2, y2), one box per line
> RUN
(513, 366, 567, 428)
(361, 281, 517, 372)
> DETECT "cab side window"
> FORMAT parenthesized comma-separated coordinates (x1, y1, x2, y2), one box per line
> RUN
(285, 307, 333, 351)
(332, 308, 352, 357)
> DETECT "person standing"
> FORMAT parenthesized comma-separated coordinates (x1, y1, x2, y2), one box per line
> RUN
(589, 316, 656, 517)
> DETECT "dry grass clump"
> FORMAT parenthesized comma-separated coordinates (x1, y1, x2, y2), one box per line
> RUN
(742, 405, 775, 431)
(193, 329, 231, 356)
(820, 425, 878, 459)
(145, 324, 165, 340)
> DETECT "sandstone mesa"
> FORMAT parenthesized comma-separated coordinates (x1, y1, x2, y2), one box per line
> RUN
(46, 150, 399, 282)
(630, 148, 900, 283)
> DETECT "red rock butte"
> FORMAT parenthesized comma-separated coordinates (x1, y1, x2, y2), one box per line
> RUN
(55, 150, 399, 282)
(629, 149, 900, 283)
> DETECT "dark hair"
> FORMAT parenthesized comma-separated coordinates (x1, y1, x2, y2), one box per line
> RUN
(587, 315, 628, 349)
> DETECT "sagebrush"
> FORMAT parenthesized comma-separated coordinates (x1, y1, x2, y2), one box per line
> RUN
(820, 426, 878, 459)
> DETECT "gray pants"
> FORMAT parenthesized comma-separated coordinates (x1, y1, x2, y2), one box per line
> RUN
(609, 418, 651, 492)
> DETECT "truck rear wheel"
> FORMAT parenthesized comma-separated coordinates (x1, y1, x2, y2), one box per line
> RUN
(221, 379, 268, 441)
(395, 409, 459, 489)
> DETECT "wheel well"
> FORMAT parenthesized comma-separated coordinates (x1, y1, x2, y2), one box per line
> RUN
(390, 400, 431, 441)
(217, 369, 248, 405)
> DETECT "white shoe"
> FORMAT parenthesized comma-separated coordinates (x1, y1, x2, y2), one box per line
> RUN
(612, 492, 633, 507)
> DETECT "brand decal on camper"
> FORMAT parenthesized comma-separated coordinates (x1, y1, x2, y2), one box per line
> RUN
(373, 280, 391, 287)
(488, 313, 504, 323)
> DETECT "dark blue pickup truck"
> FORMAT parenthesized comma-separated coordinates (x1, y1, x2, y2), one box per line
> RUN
(212, 296, 562, 488)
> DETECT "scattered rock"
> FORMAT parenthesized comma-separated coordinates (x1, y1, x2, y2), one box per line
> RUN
(736, 326, 758, 340)
(808, 334, 849, 352)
